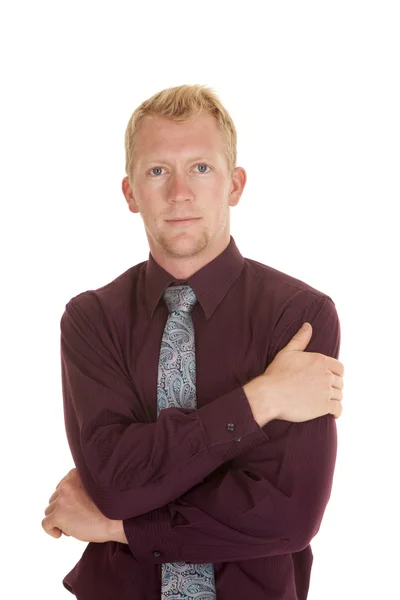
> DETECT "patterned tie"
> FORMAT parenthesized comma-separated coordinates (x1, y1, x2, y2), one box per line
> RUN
(157, 284, 217, 600)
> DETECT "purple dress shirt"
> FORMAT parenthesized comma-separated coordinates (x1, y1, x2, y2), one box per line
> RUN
(60, 235, 340, 599)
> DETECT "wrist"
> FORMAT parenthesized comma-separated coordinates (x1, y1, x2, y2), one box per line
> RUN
(107, 518, 128, 544)
(243, 375, 277, 427)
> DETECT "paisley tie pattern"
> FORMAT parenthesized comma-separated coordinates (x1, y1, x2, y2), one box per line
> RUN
(158, 284, 217, 599)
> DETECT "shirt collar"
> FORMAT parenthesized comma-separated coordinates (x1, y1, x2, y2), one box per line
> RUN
(145, 235, 245, 320)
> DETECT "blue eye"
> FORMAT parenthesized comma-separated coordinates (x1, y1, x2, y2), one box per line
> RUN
(150, 167, 164, 176)
(149, 164, 211, 176)
(195, 164, 210, 173)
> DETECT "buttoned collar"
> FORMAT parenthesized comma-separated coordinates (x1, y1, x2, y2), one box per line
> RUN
(145, 235, 245, 320)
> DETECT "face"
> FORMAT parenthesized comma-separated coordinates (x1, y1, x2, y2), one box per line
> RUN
(121, 112, 246, 279)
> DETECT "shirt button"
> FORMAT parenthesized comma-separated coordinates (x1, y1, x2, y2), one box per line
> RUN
(227, 423, 235, 432)
(153, 551, 161, 557)
(234, 437, 241, 442)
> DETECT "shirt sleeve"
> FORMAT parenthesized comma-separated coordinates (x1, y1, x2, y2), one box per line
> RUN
(60, 298, 268, 521)
(122, 295, 341, 564)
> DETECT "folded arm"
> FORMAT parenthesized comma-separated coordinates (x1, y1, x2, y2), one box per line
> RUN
(61, 298, 268, 521)
(120, 295, 340, 564)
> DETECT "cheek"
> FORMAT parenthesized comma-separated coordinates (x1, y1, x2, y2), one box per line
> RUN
(135, 185, 159, 211)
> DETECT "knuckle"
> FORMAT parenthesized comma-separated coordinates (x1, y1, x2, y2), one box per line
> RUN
(316, 353, 327, 365)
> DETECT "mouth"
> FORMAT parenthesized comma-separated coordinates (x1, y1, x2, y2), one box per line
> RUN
(166, 218, 200, 225)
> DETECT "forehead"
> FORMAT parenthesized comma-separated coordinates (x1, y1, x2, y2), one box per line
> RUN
(133, 113, 225, 163)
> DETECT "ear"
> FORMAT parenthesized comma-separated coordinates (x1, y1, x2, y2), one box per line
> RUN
(228, 167, 247, 207)
(122, 176, 140, 214)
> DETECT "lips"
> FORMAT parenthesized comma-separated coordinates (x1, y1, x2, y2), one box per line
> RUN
(167, 217, 199, 221)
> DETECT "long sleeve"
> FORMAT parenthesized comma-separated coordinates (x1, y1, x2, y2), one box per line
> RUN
(122, 295, 340, 564)
(60, 299, 268, 521)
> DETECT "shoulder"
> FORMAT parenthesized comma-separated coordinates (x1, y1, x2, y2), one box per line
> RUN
(244, 256, 332, 302)
(62, 261, 146, 327)
(243, 257, 340, 360)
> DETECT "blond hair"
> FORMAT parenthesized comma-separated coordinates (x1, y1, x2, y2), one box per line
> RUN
(124, 84, 237, 180)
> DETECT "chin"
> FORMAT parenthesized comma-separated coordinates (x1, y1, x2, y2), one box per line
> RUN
(163, 231, 208, 254)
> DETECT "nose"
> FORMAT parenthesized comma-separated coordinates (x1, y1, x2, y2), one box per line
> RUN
(167, 172, 194, 203)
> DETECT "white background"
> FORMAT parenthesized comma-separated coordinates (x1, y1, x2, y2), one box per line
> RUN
(1, 1, 399, 598)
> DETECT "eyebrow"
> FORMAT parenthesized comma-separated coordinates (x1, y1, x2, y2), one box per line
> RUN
(143, 156, 216, 165)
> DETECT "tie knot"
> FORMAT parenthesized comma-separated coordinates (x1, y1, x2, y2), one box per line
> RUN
(163, 284, 198, 314)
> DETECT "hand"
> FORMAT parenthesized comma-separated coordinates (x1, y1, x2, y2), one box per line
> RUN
(244, 322, 344, 426)
(41, 467, 127, 544)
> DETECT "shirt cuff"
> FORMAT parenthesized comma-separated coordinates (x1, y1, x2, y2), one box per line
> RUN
(123, 505, 183, 563)
(196, 386, 269, 460)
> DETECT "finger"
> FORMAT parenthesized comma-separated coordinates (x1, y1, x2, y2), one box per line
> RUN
(331, 386, 343, 402)
(48, 490, 60, 504)
(42, 516, 63, 538)
(55, 468, 79, 493)
(331, 399, 343, 419)
(56, 475, 69, 490)
(48, 528, 63, 538)
(44, 500, 57, 516)
(331, 373, 344, 390)
(328, 358, 344, 377)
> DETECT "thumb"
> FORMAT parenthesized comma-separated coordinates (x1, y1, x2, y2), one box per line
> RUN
(282, 322, 312, 352)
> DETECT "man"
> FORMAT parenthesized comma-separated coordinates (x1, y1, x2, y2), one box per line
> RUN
(42, 84, 344, 599)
